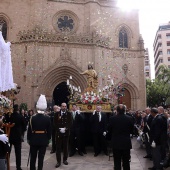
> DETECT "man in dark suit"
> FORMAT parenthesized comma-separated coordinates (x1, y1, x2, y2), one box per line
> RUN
(148, 108, 164, 170)
(9, 104, 25, 170)
(49, 105, 60, 154)
(69, 104, 84, 156)
(53, 102, 72, 168)
(158, 106, 167, 161)
(143, 107, 153, 159)
(27, 94, 51, 170)
(90, 105, 108, 157)
(108, 104, 134, 170)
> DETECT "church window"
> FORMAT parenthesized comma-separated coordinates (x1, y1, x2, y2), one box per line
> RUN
(57, 15, 74, 32)
(53, 11, 79, 34)
(119, 28, 128, 48)
(0, 18, 7, 40)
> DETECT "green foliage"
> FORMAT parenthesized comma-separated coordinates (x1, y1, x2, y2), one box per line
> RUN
(146, 65, 170, 107)
(20, 103, 28, 111)
(166, 97, 170, 106)
(157, 65, 170, 83)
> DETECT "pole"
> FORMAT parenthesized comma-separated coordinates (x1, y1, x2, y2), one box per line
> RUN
(27, 149, 30, 168)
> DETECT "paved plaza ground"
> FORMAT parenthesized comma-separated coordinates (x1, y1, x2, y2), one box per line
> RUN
(9, 137, 156, 170)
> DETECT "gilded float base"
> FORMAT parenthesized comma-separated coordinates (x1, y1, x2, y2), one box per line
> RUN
(69, 103, 111, 113)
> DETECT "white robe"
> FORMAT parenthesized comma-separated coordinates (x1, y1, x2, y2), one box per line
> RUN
(0, 31, 14, 92)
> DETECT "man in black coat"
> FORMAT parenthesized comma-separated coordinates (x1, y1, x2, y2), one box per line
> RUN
(158, 106, 167, 161)
(90, 105, 108, 157)
(53, 102, 72, 168)
(143, 107, 153, 159)
(27, 95, 51, 170)
(108, 104, 134, 170)
(69, 104, 84, 157)
(9, 104, 25, 170)
(49, 105, 60, 154)
(148, 108, 164, 170)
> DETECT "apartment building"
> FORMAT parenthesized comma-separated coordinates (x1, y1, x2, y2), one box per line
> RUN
(145, 48, 151, 79)
(154, 22, 170, 77)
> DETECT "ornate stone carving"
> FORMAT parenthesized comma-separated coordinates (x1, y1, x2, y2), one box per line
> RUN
(17, 27, 110, 48)
(122, 64, 128, 75)
(48, 0, 116, 7)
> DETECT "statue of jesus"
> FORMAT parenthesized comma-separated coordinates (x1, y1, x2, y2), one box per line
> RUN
(80, 64, 98, 91)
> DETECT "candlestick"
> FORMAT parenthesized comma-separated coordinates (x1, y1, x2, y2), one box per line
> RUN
(67, 79, 69, 85)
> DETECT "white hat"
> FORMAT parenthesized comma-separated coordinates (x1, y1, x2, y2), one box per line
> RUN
(36, 94, 47, 113)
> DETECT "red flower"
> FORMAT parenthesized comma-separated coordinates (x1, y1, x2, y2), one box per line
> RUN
(93, 100, 96, 103)
(85, 100, 88, 104)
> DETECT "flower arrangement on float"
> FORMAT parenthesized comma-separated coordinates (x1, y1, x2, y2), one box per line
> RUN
(73, 90, 108, 104)
(0, 94, 12, 108)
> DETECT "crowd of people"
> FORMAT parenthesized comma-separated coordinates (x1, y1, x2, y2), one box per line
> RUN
(130, 106, 170, 170)
(0, 97, 170, 170)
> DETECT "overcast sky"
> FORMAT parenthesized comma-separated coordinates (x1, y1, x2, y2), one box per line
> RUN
(118, 0, 170, 79)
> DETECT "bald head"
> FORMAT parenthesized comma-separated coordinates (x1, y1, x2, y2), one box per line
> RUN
(53, 105, 60, 112)
(145, 107, 151, 115)
(158, 106, 164, 114)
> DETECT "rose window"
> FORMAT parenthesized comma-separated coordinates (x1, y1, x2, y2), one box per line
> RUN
(57, 15, 74, 32)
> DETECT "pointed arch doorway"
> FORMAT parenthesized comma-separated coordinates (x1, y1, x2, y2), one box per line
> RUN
(121, 88, 131, 110)
(53, 82, 70, 106)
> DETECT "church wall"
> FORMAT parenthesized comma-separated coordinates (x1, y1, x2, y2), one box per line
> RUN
(0, 0, 146, 110)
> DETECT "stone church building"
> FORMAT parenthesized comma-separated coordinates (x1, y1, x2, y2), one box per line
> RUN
(0, 0, 146, 110)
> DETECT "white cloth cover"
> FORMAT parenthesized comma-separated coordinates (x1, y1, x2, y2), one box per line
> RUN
(0, 31, 14, 92)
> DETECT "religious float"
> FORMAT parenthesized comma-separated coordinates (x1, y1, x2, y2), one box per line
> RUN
(68, 64, 125, 113)
(0, 29, 20, 170)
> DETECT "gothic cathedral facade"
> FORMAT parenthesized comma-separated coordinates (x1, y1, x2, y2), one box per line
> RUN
(0, 0, 146, 110)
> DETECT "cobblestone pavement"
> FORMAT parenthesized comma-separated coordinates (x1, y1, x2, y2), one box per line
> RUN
(10, 137, 153, 170)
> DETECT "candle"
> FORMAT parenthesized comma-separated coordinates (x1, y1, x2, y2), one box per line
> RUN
(105, 94, 108, 98)
(70, 75, 72, 79)
(99, 89, 101, 93)
(67, 79, 69, 85)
